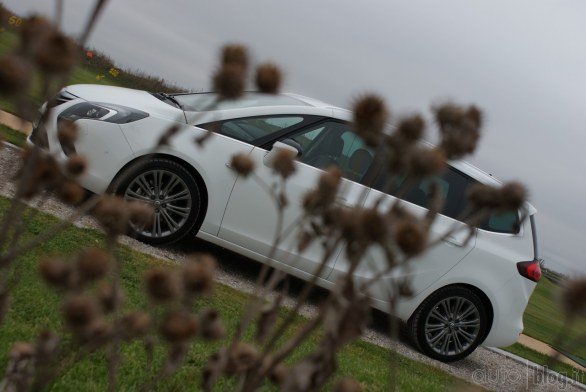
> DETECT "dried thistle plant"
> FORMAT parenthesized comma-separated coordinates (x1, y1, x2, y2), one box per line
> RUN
(0, 2, 559, 391)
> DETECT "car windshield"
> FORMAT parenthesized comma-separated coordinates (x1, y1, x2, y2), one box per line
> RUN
(172, 92, 309, 112)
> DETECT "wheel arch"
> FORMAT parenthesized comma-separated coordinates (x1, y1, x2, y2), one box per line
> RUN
(108, 153, 209, 233)
(411, 282, 494, 343)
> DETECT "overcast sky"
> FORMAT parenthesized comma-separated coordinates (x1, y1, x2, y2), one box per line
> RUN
(5, 0, 586, 275)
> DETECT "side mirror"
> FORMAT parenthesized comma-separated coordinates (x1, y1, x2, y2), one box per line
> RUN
(279, 138, 303, 156)
(263, 141, 299, 168)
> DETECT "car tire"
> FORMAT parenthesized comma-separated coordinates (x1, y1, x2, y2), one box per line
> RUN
(408, 286, 487, 362)
(111, 158, 202, 245)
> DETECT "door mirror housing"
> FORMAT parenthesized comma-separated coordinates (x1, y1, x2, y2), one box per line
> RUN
(263, 141, 299, 168)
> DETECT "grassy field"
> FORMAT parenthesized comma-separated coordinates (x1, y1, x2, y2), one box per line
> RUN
(0, 123, 27, 147)
(0, 26, 184, 119)
(505, 343, 584, 383)
(520, 277, 586, 360)
(0, 196, 474, 391)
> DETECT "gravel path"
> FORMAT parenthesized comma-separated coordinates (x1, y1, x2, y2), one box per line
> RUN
(0, 142, 584, 391)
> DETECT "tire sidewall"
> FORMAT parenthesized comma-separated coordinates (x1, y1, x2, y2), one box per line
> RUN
(111, 158, 201, 245)
(409, 286, 487, 362)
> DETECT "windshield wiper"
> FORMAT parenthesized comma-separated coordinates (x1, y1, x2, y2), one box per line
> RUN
(160, 93, 183, 109)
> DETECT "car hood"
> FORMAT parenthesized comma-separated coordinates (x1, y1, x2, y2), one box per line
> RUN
(64, 84, 186, 123)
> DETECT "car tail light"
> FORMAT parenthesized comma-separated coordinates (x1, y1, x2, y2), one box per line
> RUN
(517, 260, 541, 282)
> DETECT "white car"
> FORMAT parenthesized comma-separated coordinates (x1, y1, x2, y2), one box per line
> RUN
(29, 85, 541, 362)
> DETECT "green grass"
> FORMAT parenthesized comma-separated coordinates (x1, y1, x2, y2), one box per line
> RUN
(0, 123, 26, 147)
(0, 26, 183, 120)
(0, 196, 475, 391)
(521, 277, 586, 360)
(504, 344, 585, 384)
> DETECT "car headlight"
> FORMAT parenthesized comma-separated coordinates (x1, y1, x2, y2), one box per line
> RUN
(58, 102, 149, 124)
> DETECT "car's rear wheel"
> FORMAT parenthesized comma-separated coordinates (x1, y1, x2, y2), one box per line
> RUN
(408, 286, 487, 362)
(111, 158, 202, 245)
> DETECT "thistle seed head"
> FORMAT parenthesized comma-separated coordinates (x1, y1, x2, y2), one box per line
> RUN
(97, 282, 124, 313)
(255, 62, 282, 94)
(440, 125, 480, 160)
(226, 342, 259, 374)
(199, 309, 226, 340)
(39, 257, 72, 288)
(128, 201, 154, 229)
(0, 54, 32, 96)
(499, 182, 527, 211)
(303, 166, 342, 215)
(467, 183, 500, 210)
(268, 362, 289, 386)
(76, 247, 111, 283)
(220, 44, 248, 70)
(62, 294, 100, 330)
(65, 154, 87, 176)
(230, 153, 255, 177)
(58, 180, 85, 205)
(57, 120, 78, 145)
(19, 15, 54, 57)
(361, 208, 388, 244)
(352, 94, 388, 147)
(82, 319, 114, 344)
(396, 114, 425, 143)
(560, 278, 586, 318)
(35, 31, 77, 74)
(120, 311, 151, 339)
(272, 148, 296, 179)
(213, 64, 245, 100)
(92, 195, 129, 236)
(395, 219, 427, 257)
(9, 342, 34, 360)
(160, 311, 199, 344)
(183, 253, 216, 295)
(434, 103, 483, 159)
(407, 147, 446, 179)
(466, 105, 483, 128)
(145, 267, 179, 302)
(434, 103, 465, 130)
(333, 377, 363, 392)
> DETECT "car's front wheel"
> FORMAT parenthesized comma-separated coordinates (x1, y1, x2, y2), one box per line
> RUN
(111, 158, 202, 245)
(408, 286, 487, 362)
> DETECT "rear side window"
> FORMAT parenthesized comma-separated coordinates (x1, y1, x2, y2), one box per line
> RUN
(483, 211, 520, 234)
(374, 167, 520, 234)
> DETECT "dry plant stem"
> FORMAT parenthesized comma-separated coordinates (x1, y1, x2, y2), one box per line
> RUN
(106, 235, 121, 392)
(0, 194, 102, 266)
(79, 0, 110, 46)
(385, 291, 400, 392)
(231, 176, 286, 345)
(262, 236, 341, 353)
(55, 0, 64, 28)
(260, 303, 327, 382)
(0, 148, 43, 249)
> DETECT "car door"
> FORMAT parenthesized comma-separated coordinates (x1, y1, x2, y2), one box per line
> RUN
(218, 120, 373, 278)
(326, 166, 478, 301)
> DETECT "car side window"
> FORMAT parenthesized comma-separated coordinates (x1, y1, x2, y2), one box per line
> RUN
(374, 167, 521, 233)
(374, 167, 469, 220)
(286, 121, 374, 182)
(485, 211, 520, 233)
(203, 116, 304, 142)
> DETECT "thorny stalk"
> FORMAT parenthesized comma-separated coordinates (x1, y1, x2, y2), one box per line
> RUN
(0, 1, 561, 391)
